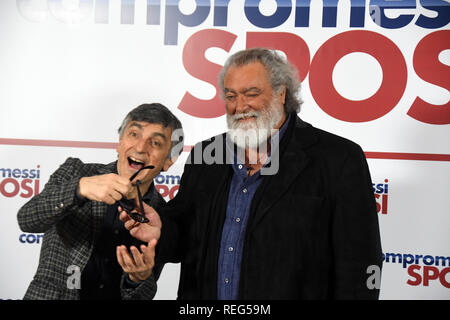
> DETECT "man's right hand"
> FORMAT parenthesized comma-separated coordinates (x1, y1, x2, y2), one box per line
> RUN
(78, 173, 132, 205)
(119, 202, 162, 243)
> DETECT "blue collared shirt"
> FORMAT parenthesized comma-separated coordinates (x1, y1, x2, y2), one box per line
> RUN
(217, 114, 291, 299)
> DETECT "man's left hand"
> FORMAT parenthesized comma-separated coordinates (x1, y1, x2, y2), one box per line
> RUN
(116, 239, 157, 283)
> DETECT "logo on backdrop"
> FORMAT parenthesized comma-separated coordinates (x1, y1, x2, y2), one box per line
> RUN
(19, 233, 43, 244)
(16, 1, 450, 124)
(373, 179, 389, 215)
(155, 173, 180, 201)
(0, 165, 40, 198)
(383, 252, 450, 289)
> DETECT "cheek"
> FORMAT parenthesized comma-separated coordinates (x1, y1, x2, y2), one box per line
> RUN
(117, 145, 128, 160)
(252, 97, 270, 110)
(225, 103, 235, 115)
(117, 143, 131, 162)
(149, 150, 168, 167)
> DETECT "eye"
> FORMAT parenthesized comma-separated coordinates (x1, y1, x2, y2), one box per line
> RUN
(225, 94, 236, 101)
(151, 139, 162, 148)
(128, 131, 138, 138)
(245, 92, 260, 98)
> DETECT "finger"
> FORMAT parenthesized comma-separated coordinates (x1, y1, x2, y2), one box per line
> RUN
(116, 175, 132, 186)
(142, 204, 162, 228)
(115, 183, 132, 199)
(142, 240, 157, 265)
(119, 246, 135, 269)
(119, 208, 132, 223)
(116, 177, 134, 198)
(130, 246, 144, 267)
(119, 207, 137, 226)
(124, 217, 139, 231)
(104, 194, 117, 205)
(116, 246, 128, 271)
(125, 187, 138, 200)
(110, 189, 123, 202)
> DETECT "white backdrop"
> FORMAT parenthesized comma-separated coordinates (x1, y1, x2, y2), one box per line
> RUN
(0, 0, 449, 300)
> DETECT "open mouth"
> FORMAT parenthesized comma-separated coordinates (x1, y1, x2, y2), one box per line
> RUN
(127, 156, 145, 171)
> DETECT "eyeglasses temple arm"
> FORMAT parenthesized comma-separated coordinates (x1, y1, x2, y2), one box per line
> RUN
(129, 165, 155, 182)
(135, 180, 146, 220)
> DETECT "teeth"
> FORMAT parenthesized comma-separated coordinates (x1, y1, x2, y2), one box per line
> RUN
(129, 156, 145, 164)
(237, 114, 256, 120)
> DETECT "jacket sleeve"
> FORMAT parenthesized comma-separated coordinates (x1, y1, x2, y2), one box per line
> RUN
(332, 143, 383, 299)
(156, 148, 196, 264)
(17, 157, 91, 233)
(120, 273, 157, 300)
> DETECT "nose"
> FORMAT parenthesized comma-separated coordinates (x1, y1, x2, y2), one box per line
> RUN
(135, 138, 147, 154)
(235, 94, 249, 114)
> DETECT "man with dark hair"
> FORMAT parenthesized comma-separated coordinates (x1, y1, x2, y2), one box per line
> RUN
(18, 103, 184, 300)
(122, 48, 383, 299)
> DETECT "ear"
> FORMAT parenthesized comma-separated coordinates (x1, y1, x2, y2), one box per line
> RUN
(279, 86, 287, 105)
(162, 157, 175, 172)
(116, 134, 122, 154)
(116, 144, 120, 156)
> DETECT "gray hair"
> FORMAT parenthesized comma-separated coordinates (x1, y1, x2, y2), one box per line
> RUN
(218, 48, 302, 113)
(118, 103, 184, 159)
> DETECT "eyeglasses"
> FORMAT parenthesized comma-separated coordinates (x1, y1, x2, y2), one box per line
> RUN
(117, 165, 154, 223)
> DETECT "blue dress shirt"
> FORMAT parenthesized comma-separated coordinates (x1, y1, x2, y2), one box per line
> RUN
(217, 114, 291, 299)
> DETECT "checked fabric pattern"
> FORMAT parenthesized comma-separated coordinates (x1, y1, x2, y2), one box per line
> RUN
(17, 157, 164, 300)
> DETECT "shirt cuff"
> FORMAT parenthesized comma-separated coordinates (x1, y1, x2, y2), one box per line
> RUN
(123, 275, 142, 289)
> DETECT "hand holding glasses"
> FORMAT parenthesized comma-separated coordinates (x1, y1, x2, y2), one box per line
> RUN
(117, 165, 155, 223)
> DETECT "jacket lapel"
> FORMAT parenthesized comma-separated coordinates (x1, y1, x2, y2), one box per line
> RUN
(247, 115, 317, 233)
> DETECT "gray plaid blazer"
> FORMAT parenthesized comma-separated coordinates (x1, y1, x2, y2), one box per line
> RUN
(17, 157, 165, 300)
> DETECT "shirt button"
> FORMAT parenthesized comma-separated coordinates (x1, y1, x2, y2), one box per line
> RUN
(235, 217, 241, 223)
(242, 188, 247, 193)
(238, 165, 243, 169)
(228, 247, 234, 252)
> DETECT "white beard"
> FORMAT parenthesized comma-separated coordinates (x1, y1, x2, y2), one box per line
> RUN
(227, 98, 284, 150)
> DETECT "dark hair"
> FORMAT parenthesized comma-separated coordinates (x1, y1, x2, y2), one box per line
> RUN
(218, 48, 302, 113)
(118, 103, 184, 159)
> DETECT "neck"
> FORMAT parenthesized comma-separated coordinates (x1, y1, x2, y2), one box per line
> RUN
(135, 179, 152, 196)
(274, 112, 287, 131)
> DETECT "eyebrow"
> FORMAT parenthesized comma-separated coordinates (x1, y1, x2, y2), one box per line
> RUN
(128, 122, 143, 130)
(128, 122, 168, 141)
(242, 87, 262, 94)
(151, 132, 167, 141)
(224, 87, 262, 94)
(223, 88, 235, 94)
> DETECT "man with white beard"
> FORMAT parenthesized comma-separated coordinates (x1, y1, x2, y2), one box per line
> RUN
(121, 48, 383, 300)
(225, 86, 285, 175)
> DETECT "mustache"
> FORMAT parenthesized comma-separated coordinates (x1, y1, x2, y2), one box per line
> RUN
(230, 111, 260, 120)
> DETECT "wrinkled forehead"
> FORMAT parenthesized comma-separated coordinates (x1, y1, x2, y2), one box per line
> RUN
(224, 62, 271, 89)
(125, 121, 172, 139)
